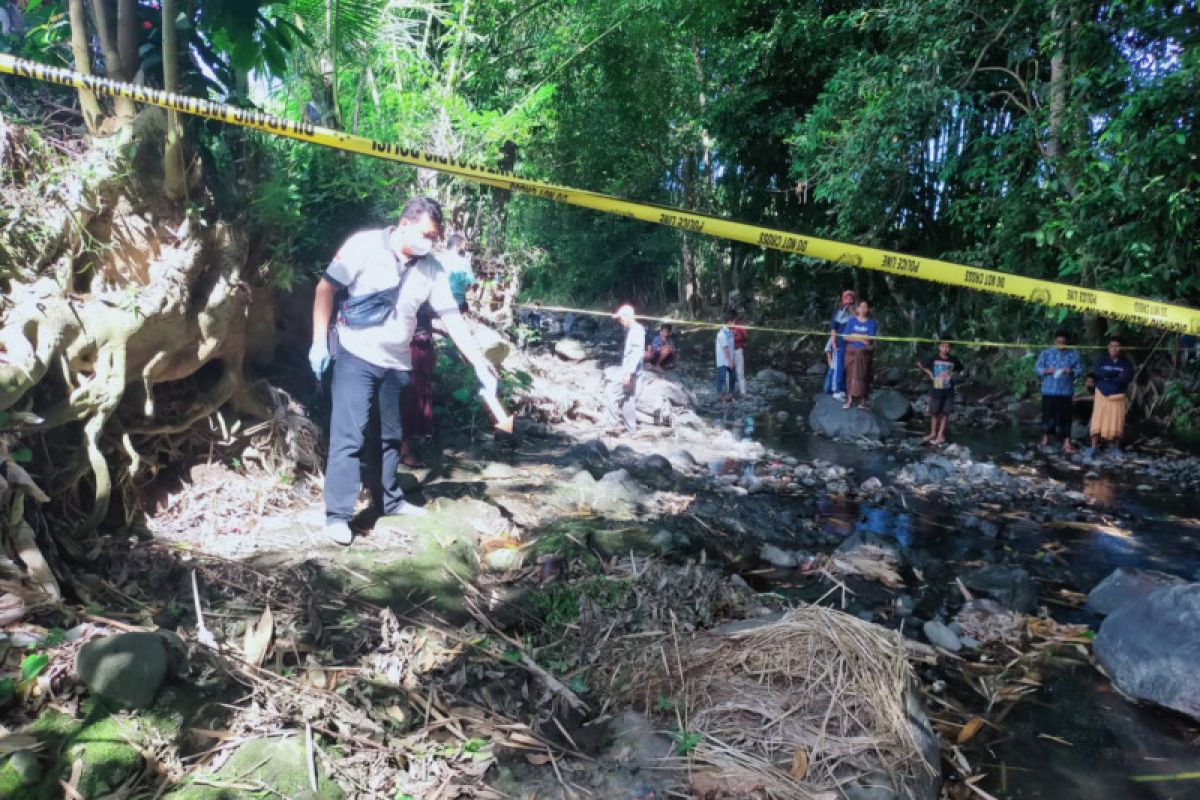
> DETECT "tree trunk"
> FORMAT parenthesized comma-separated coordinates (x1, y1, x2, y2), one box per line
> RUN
(679, 153, 699, 313)
(680, 234, 695, 311)
(161, 0, 185, 201)
(117, 0, 138, 82)
(68, 0, 104, 132)
(88, 0, 137, 125)
(1043, 2, 1078, 198)
(324, 0, 343, 128)
(717, 246, 728, 309)
(489, 140, 517, 258)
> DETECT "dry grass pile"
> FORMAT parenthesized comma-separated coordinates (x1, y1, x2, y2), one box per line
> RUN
(611, 605, 935, 799)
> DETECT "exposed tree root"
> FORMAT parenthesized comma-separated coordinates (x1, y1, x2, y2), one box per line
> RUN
(1, 111, 281, 587)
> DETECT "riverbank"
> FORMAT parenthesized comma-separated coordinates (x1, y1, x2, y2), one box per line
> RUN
(1, 320, 1198, 799)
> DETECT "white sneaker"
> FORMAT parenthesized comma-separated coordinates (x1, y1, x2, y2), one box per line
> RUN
(832, 392, 847, 401)
(390, 502, 429, 518)
(325, 521, 354, 545)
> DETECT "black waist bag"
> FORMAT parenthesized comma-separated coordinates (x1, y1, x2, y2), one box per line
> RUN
(338, 262, 414, 329)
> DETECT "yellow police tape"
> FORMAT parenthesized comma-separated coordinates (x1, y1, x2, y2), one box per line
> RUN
(517, 303, 1142, 350)
(4, 53, 1197, 335)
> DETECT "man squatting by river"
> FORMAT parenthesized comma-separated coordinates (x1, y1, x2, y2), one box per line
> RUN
(309, 197, 499, 545)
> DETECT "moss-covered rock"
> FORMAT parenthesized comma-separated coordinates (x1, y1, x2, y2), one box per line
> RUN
(326, 497, 504, 619)
(0, 685, 212, 800)
(164, 735, 343, 800)
(76, 631, 169, 708)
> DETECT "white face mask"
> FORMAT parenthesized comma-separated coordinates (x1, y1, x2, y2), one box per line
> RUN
(393, 225, 434, 259)
(405, 228, 433, 257)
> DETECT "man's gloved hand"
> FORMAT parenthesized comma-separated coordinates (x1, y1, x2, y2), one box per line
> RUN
(309, 342, 330, 380)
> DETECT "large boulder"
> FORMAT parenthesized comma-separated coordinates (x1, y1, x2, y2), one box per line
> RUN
(808, 394, 893, 439)
(76, 632, 168, 708)
(1094, 584, 1200, 721)
(553, 338, 588, 361)
(566, 439, 610, 473)
(1086, 568, 1189, 616)
(755, 368, 791, 387)
(871, 388, 912, 421)
(961, 565, 1037, 612)
(601, 367, 696, 427)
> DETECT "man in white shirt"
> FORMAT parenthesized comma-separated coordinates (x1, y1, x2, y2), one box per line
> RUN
(613, 304, 645, 433)
(715, 312, 737, 402)
(309, 197, 498, 545)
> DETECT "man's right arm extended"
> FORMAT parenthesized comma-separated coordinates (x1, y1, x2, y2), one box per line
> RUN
(310, 278, 338, 379)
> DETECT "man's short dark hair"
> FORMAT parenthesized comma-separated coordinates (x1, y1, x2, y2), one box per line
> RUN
(725, 310, 738, 323)
(1054, 330, 1070, 341)
(400, 197, 444, 236)
(660, 323, 673, 332)
(938, 335, 953, 345)
(447, 233, 465, 249)
(1108, 335, 1121, 345)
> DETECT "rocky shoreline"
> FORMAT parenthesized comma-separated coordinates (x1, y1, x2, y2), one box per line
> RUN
(1, 321, 1198, 799)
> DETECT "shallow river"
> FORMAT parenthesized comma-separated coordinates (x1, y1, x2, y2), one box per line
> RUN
(720, 401, 1200, 799)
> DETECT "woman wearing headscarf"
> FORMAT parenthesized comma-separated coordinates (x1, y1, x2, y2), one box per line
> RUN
(828, 289, 857, 399)
(841, 299, 877, 410)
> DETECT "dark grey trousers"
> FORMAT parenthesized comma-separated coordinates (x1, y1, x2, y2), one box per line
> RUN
(324, 350, 411, 522)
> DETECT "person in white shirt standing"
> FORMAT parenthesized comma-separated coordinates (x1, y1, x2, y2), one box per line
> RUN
(715, 311, 737, 402)
(309, 197, 498, 545)
(612, 304, 645, 433)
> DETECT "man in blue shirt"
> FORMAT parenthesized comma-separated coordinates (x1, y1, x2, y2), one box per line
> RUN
(1086, 336, 1135, 458)
(1034, 330, 1082, 453)
(442, 234, 477, 313)
(645, 323, 677, 370)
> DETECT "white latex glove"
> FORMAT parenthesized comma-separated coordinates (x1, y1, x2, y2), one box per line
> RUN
(1053, 368, 1065, 379)
(309, 342, 330, 380)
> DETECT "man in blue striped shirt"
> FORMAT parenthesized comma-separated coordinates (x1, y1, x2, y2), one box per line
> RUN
(1034, 331, 1083, 453)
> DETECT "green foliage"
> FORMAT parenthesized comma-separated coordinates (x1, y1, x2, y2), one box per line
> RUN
(671, 728, 703, 755)
(1162, 379, 1200, 435)
(20, 652, 48, 683)
(1, 0, 71, 65)
(986, 352, 1039, 401)
(529, 584, 581, 630)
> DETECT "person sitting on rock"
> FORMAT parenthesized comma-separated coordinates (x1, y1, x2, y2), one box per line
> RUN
(645, 322, 677, 370)
(841, 300, 877, 410)
(309, 196, 499, 545)
(917, 337, 964, 445)
(1035, 330, 1082, 454)
(1086, 336, 1135, 459)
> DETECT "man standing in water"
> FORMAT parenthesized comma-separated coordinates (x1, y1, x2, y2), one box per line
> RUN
(1034, 330, 1082, 454)
(309, 197, 499, 545)
(612, 304, 645, 433)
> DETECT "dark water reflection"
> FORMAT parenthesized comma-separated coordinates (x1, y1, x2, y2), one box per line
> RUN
(737, 408, 1200, 799)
